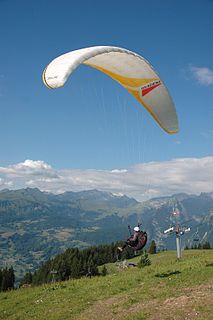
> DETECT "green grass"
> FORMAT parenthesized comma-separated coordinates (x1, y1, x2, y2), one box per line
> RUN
(1, 250, 213, 320)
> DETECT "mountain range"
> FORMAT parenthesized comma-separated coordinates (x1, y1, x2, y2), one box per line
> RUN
(0, 187, 212, 280)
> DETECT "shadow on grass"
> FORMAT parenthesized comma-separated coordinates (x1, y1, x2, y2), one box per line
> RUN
(154, 270, 181, 278)
(206, 262, 213, 267)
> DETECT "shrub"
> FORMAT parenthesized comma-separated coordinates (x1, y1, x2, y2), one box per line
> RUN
(137, 251, 151, 268)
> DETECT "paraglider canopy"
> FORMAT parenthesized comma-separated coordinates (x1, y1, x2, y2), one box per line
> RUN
(43, 46, 179, 134)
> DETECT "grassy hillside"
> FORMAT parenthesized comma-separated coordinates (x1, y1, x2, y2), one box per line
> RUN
(1, 188, 213, 281)
(0, 250, 213, 320)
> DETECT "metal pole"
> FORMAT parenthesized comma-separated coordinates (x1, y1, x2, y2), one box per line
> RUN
(176, 233, 181, 259)
(164, 222, 190, 260)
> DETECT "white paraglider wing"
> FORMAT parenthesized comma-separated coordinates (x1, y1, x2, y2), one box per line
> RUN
(42, 46, 178, 134)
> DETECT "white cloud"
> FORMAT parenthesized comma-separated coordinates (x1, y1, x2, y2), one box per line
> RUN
(189, 65, 213, 86)
(16, 159, 52, 170)
(110, 169, 128, 173)
(0, 177, 13, 188)
(1, 158, 213, 201)
(0, 160, 59, 178)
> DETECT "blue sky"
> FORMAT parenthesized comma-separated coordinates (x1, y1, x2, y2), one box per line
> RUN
(0, 0, 213, 200)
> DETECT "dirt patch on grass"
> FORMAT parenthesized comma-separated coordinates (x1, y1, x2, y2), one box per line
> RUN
(77, 295, 129, 320)
(157, 284, 213, 320)
(77, 283, 213, 320)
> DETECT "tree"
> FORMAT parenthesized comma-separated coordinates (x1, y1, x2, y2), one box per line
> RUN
(149, 240, 157, 254)
(87, 257, 99, 276)
(70, 256, 81, 278)
(0, 269, 2, 291)
(1, 267, 15, 291)
(8, 267, 15, 289)
(202, 241, 211, 249)
(20, 272, 33, 287)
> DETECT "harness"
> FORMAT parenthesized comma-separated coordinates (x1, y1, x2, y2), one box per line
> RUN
(128, 231, 148, 251)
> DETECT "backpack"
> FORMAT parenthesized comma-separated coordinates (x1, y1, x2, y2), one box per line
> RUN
(132, 231, 148, 251)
